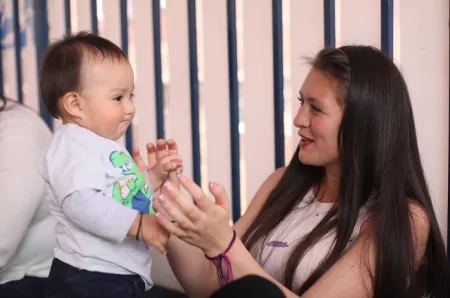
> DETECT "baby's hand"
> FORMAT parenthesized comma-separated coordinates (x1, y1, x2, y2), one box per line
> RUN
(148, 154, 182, 191)
(141, 215, 170, 254)
(133, 139, 183, 192)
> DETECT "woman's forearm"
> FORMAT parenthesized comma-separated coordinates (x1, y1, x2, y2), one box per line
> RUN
(226, 238, 300, 298)
(168, 234, 299, 298)
(166, 236, 220, 297)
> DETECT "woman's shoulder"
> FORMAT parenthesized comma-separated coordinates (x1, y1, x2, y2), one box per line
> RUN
(264, 167, 287, 187)
(234, 167, 287, 234)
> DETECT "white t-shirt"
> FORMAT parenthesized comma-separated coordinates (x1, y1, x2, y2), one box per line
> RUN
(37, 123, 155, 289)
(0, 103, 57, 284)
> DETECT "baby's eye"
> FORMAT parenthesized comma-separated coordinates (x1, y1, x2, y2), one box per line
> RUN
(311, 104, 321, 112)
(113, 96, 123, 101)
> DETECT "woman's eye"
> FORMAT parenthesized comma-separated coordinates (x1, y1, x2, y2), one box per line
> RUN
(297, 97, 304, 104)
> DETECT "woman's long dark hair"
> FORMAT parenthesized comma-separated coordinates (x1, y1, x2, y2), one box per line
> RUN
(242, 46, 448, 297)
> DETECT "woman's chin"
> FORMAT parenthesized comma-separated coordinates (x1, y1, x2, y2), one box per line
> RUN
(298, 152, 321, 167)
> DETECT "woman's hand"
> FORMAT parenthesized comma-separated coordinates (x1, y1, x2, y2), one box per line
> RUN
(153, 175, 234, 257)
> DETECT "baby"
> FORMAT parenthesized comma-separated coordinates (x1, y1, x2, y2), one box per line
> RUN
(37, 31, 180, 298)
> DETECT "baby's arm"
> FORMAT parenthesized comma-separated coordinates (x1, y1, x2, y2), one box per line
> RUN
(61, 189, 138, 243)
(62, 189, 169, 253)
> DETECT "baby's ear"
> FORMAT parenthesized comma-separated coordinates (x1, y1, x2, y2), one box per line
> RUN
(61, 92, 82, 118)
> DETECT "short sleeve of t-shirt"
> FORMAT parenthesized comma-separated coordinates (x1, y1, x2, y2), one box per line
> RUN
(40, 125, 107, 207)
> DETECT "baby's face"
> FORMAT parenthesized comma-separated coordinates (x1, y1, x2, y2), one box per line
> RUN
(78, 57, 135, 141)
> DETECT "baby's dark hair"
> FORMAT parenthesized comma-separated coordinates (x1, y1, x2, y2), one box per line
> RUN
(39, 31, 127, 118)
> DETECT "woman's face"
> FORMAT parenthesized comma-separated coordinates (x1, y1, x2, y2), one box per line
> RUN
(294, 68, 344, 168)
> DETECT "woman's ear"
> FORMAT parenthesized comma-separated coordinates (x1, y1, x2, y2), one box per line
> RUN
(61, 92, 82, 119)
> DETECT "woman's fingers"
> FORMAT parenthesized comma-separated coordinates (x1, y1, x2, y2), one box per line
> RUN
(177, 174, 212, 211)
(156, 212, 188, 238)
(156, 193, 196, 230)
(161, 180, 205, 224)
(208, 181, 230, 211)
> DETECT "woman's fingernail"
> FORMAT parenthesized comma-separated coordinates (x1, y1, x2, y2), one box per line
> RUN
(155, 212, 161, 217)
(164, 182, 171, 189)
(158, 195, 165, 202)
(209, 181, 216, 188)
(177, 174, 186, 181)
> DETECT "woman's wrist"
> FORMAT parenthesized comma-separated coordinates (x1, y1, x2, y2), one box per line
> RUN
(204, 228, 236, 258)
(205, 229, 237, 286)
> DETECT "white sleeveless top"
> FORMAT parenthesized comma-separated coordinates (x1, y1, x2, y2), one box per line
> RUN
(253, 189, 369, 293)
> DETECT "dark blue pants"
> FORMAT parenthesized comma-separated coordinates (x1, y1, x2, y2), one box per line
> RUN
(0, 276, 47, 298)
(45, 258, 145, 298)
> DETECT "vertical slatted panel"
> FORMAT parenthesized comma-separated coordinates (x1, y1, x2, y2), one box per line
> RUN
(0, 2, 3, 95)
(201, 0, 232, 198)
(165, 0, 193, 182)
(381, 0, 393, 56)
(13, 0, 23, 103)
(241, 0, 275, 207)
(399, 0, 449, 240)
(130, 0, 157, 159)
(21, 0, 39, 111)
(289, 1, 325, 155)
(90, 0, 98, 34)
(152, 0, 164, 139)
(324, 0, 335, 47)
(71, 0, 93, 33)
(2, 0, 18, 101)
(119, 0, 133, 152)
(336, 0, 380, 48)
(100, 0, 127, 147)
(448, 0, 450, 255)
(272, 0, 284, 170)
(47, 0, 66, 129)
(227, 0, 241, 222)
(187, 0, 201, 185)
(34, 0, 52, 129)
(149, 1, 188, 292)
(64, 0, 71, 34)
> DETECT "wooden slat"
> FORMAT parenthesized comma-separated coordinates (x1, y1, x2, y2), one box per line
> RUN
(336, 0, 381, 48)
(289, 1, 325, 158)
(398, 0, 449, 238)
(165, 0, 193, 180)
(71, 0, 93, 32)
(130, 0, 158, 159)
(2, 0, 19, 101)
(21, 0, 40, 112)
(100, 0, 126, 146)
(201, 0, 232, 200)
(240, 0, 275, 207)
(47, 0, 66, 129)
